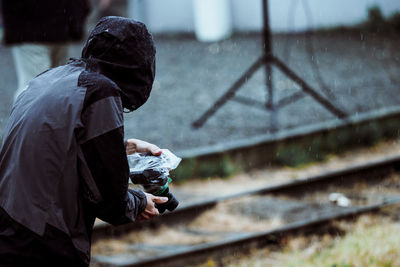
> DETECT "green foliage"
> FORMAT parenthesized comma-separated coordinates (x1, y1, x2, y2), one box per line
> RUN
(173, 115, 400, 180)
(361, 6, 400, 33)
(170, 155, 239, 182)
(273, 115, 400, 168)
(365, 6, 386, 32)
(315, 6, 400, 34)
(387, 12, 400, 32)
(170, 157, 196, 183)
(197, 155, 237, 178)
(354, 121, 382, 146)
(275, 142, 327, 167)
(380, 117, 400, 139)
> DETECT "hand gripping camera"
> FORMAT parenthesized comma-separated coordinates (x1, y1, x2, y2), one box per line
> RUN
(128, 149, 180, 213)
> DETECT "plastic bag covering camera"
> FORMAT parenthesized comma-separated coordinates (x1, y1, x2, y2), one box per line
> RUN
(127, 149, 181, 194)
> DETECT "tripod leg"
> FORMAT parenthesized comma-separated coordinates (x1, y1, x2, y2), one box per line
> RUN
(262, 0, 278, 132)
(192, 56, 265, 128)
(265, 59, 278, 132)
(272, 56, 347, 118)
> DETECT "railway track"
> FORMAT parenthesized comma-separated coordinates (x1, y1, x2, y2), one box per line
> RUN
(91, 155, 400, 267)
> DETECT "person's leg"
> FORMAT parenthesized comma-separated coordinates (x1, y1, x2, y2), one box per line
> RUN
(50, 43, 70, 68)
(11, 44, 51, 100)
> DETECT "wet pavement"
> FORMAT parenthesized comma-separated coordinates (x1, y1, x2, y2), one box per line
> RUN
(1, 32, 400, 155)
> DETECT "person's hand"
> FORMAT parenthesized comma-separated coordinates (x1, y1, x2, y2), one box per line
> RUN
(126, 138, 162, 156)
(137, 192, 168, 220)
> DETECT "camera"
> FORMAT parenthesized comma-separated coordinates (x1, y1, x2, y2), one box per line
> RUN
(129, 168, 179, 213)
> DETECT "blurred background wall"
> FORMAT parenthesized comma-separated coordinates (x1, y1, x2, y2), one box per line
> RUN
(127, 0, 400, 34)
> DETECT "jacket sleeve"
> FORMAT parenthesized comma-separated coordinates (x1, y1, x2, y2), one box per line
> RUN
(78, 78, 147, 225)
(80, 127, 147, 225)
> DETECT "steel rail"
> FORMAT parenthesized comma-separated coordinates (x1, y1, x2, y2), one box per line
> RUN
(92, 197, 400, 267)
(92, 155, 400, 266)
(93, 155, 400, 239)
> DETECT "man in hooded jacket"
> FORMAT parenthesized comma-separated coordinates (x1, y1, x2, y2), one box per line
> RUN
(0, 16, 167, 266)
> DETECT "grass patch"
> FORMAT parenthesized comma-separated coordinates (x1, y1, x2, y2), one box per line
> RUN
(196, 155, 237, 178)
(171, 155, 239, 183)
(195, 211, 400, 267)
(171, 157, 197, 183)
(172, 115, 400, 181)
(279, 218, 400, 267)
(274, 116, 400, 168)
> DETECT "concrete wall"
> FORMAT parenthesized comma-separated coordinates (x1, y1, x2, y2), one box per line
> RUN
(128, 0, 194, 33)
(128, 0, 400, 34)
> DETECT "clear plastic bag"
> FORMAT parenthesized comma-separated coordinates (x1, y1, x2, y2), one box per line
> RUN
(127, 149, 181, 212)
(127, 149, 181, 193)
(127, 149, 181, 173)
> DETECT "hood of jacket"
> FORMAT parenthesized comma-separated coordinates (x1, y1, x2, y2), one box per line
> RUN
(81, 16, 156, 111)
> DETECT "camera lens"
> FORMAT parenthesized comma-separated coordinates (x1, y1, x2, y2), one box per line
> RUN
(155, 188, 179, 213)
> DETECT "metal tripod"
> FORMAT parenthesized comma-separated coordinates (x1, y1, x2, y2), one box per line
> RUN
(192, 0, 347, 130)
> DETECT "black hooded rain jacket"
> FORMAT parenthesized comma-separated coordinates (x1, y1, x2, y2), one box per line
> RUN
(0, 17, 156, 266)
